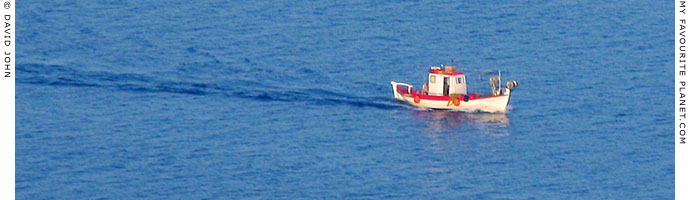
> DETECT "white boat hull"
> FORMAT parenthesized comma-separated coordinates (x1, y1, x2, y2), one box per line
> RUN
(391, 81, 511, 113)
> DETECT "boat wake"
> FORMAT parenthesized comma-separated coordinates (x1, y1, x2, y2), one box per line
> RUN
(19, 63, 406, 110)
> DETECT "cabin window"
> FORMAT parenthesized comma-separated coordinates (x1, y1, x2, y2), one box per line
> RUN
(430, 75, 436, 83)
(457, 77, 463, 84)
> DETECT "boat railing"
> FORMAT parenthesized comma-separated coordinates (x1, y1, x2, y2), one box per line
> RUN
(390, 81, 413, 95)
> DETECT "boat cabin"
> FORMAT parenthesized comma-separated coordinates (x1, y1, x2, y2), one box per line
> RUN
(427, 66, 467, 96)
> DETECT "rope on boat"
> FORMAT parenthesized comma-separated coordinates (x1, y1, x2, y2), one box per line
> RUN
(447, 94, 461, 106)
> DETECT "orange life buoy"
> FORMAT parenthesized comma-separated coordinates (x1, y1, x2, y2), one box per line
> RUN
(414, 95, 421, 103)
(453, 98, 460, 106)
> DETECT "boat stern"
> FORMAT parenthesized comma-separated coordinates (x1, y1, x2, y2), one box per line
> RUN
(390, 81, 412, 101)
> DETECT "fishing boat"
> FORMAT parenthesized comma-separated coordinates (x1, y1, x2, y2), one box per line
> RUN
(390, 66, 517, 113)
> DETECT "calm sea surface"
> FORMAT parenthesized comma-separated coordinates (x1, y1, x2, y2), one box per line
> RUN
(17, 1, 673, 199)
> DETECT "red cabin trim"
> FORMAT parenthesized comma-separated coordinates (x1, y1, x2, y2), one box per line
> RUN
(429, 71, 463, 75)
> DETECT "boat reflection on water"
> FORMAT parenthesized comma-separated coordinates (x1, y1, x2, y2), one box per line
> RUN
(408, 110, 513, 175)
(412, 110, 511, 137)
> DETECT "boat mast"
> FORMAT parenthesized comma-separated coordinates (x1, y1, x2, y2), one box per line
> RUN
(498, 70, 502, 94)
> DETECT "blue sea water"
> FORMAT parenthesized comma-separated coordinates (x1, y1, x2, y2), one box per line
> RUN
(17, 0, 673, 199)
